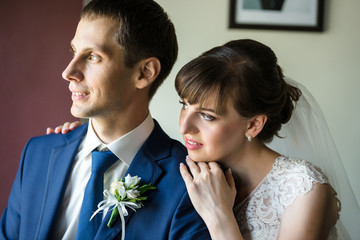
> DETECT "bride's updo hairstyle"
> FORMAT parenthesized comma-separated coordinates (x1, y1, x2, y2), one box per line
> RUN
(175, 39, 301, 142)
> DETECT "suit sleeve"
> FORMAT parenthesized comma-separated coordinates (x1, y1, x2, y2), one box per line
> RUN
(0, 139, 32, 239)
(168, 191, 211, 240)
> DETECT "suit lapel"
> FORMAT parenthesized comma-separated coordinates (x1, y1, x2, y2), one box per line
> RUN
(95, 120, 170, 240)
(36, 124, 88, 239)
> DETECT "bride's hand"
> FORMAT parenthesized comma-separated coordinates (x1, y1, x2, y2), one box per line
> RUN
(179, 157, 237, 220)
(46, 121, 82, 134)
(180, 157, 242, 240)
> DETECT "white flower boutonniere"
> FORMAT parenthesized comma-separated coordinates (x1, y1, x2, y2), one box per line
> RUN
(90, 174, 156, 240)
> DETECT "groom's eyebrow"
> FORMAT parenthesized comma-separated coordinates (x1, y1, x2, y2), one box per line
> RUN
(70, 42, 114, 58)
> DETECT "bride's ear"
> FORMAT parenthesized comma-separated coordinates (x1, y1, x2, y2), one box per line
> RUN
(245, 115, 267, 140)
(135, 57, 161, 89)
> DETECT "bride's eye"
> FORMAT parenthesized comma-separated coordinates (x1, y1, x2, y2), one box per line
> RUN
(179, 100, 188, 110)
(200, 112, 215, 121)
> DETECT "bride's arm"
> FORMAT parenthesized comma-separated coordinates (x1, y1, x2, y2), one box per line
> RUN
(179, 158, 243, 240)
(277, 183, 339, 240)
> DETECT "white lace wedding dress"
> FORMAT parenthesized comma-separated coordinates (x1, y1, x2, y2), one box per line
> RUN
(233, 156, 339, 240)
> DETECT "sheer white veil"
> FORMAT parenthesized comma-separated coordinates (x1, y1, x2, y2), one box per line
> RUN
(266, 77, 360, 239)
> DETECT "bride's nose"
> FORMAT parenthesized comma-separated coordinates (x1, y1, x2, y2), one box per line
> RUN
(179, 111, 198, 135)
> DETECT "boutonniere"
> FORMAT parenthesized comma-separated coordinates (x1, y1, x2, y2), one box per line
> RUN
(90, 174, 156, 240)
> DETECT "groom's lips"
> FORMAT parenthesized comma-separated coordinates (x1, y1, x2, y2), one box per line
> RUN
(69, 87, 90, 101)
(71, 91, 90, 101)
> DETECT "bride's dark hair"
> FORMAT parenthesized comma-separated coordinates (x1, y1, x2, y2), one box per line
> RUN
(175, 39, 301, 142)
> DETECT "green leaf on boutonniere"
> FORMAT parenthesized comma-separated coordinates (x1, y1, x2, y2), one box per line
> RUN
(104, 174, 156, 228)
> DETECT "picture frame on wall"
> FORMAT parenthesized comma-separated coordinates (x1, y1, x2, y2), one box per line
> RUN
(229, 0, 324, 31)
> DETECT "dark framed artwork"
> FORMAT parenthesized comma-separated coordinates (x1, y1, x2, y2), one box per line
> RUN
(229, 0, 324, 31)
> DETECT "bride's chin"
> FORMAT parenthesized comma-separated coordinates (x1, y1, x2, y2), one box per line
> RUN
(186, 154, 202, 163)
(187, 153, 217, 163)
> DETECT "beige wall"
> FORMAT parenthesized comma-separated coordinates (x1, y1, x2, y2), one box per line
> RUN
(150, 0, 360, 227)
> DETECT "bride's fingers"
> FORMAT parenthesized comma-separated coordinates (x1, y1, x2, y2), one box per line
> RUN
(46, 128, 54, 135)
(185, 157, 200, 176)
(179, 163, 193, 184)
(225, 168, 236, 191)
(208, 161, 221, 171)
(54, 125, 64, 134)
(197, 162, 210, 173)
(69, 121, 81, 130)
(61, 122, 71, 134)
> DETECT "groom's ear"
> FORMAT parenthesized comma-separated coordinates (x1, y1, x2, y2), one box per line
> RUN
(135, 57, 161, 89)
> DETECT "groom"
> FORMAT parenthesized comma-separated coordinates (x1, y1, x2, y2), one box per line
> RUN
(0, 0, 210, 239)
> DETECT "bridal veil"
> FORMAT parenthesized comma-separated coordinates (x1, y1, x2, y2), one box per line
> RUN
(267, 77, 360, 239)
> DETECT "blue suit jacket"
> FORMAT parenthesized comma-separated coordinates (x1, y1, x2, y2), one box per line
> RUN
(0, 120, 211, 240)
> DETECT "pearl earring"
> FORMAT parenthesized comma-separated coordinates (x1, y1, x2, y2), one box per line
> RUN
(247, 135, 252, 142)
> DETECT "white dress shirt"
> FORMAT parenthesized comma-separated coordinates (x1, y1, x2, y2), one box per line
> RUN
(54, 115, 154, 239)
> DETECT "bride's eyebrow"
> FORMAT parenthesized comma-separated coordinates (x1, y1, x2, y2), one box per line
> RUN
(196, 106, 216, 113)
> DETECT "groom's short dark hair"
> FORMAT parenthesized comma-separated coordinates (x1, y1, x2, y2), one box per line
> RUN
(82, 0, 178, 99)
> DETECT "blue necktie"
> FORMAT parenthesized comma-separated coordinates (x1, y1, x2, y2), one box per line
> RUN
(76, 151, 118, 240)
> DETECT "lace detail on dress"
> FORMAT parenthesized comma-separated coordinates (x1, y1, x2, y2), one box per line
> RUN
(234, 156, 338, 240)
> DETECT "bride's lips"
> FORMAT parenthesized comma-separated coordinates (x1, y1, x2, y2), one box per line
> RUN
(184, 137, 203, 150)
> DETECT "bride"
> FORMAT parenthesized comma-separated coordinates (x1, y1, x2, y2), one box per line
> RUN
(175, 39, 339, 239)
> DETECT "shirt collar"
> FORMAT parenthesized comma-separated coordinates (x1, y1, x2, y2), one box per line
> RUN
(82, 114, 154, 166)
